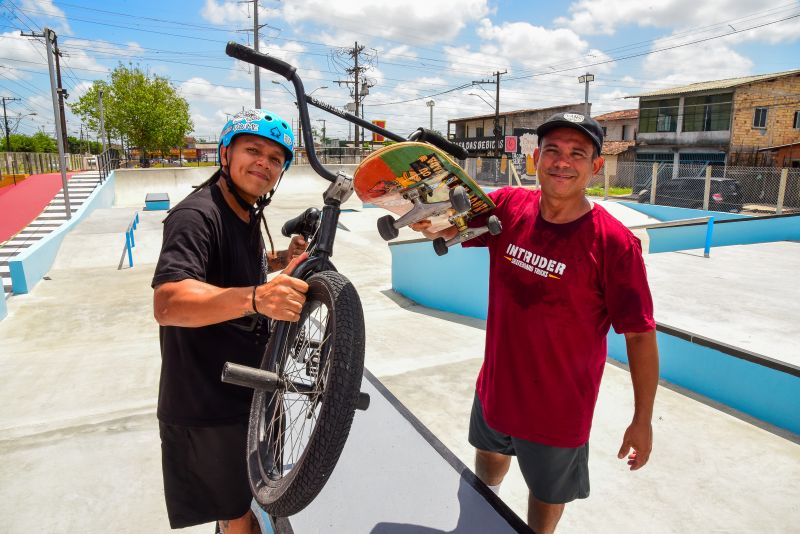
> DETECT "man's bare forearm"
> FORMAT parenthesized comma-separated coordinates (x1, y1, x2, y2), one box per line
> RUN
(625, 330, 659, 422)
(153, 279, 254, 327)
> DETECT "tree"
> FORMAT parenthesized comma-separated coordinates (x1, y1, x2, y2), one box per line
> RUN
(66, 135, 102, 155)
(70, 64, 193, 157)
(0, 132, 57, 152)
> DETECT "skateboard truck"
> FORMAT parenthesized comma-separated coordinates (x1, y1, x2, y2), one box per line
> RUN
(377, 184, 452, 241)
(377, 185, 502, 253)
(432, 214, 502, 256)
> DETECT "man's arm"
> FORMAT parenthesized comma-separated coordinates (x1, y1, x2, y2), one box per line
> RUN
(617, 329, 659, 470)
(154, 253, 309, 327)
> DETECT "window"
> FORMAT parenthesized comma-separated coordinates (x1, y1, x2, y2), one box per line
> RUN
(639, 98, 679, 133)
(753, 107, 768, 129)
(622, 124, 631, 140)
(683, 93, 732, 132)
(601, 126, 607, 135)
(475, 126, 484, 137)
(794, 111, 800, 129)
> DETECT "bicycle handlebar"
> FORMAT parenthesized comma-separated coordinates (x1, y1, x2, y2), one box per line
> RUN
(226, 42, 296, 81)
(408, 128, 469, 160)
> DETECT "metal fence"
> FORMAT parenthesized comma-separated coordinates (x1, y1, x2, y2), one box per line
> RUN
(1, 151, 85, 176)
(617, 161, 800, 214)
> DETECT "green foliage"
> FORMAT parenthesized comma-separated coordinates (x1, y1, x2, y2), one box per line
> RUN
(70, 64, 193, 155)
(66, 136, 102, 155)
(0, 132, 57, 152)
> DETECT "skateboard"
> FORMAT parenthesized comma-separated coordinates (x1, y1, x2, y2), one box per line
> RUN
(353, 142, 502, 255)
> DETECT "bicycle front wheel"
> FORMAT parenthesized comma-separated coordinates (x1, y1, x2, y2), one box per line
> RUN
(247, 270, 366, 517)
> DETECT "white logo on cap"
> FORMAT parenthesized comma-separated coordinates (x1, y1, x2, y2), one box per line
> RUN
(563, 113, 585, 123)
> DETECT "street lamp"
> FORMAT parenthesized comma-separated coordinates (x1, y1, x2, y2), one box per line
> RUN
(426, 99, 435, 130)
(467, 92, 495, 111)
(578, 73, 595, 116)
(308, 86, 328, 96)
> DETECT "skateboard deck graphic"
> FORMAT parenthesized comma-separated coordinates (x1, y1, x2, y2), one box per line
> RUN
(353, 142, 495, 233)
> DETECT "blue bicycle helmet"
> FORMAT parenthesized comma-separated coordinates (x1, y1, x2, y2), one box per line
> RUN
(218, 108, 295, 171)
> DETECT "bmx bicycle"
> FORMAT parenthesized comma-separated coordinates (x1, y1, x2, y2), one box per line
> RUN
(220, 41, 477, 518)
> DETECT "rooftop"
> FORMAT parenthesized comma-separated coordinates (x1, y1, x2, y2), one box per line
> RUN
(602, 140, 636, 155)
(628, 69, 800, 98)
(594, 109, 639, 122)
(449, 103, 585, 123)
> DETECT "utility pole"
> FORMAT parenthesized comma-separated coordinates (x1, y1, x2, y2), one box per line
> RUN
(578, 73, 595, 116)
(1, 96, 21, 184)
(53, 37, 69, 154)
(472, 70, 506, 158)
(43, 27, 71, 219)
(253, 0, 260, 107)
(1, 97, 20, 152)
(316, 119, 326, 145)
(98, 89, 106, 153)
(22, 30, 68, 153)
(237, 0, 267, 107)
(353, 42, 363, 150)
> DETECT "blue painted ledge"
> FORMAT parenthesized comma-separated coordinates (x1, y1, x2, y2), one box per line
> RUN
(0, 276, 7, 320)
(9, 172, 116, 295)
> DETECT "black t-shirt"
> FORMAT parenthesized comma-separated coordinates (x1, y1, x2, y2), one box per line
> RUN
(152, 182, 269, 426)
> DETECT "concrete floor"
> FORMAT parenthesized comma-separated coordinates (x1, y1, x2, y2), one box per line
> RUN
(0, 168, 798, 533)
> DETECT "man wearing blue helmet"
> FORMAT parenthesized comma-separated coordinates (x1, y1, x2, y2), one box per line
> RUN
(152, 109, 308, 533)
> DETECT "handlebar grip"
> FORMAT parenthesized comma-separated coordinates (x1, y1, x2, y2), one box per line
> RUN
(282, 207, 320, 238)
(412, 128, 469, 160)
(225, 41, 296, 81)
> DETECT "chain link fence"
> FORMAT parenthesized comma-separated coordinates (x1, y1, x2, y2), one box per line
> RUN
(1, 152, 85, 176)
(618, 161, 800, 214)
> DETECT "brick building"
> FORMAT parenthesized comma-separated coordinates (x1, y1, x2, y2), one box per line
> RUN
(629, 69, 800, 169)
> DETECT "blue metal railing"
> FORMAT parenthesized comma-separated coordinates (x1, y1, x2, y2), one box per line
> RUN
(124, 212, 139, 268)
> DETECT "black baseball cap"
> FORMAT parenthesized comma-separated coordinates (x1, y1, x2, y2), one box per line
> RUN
(536, 112, 604, 154)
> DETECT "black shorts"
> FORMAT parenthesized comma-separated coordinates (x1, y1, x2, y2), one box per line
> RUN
(159, 421, 253, 529)
(468, 393, 590, 504)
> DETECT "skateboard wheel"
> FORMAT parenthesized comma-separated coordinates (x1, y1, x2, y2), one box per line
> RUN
(433, 237, 449, 256)
(487, 215, 502, 236)
(377, 215, 399, 241)
(450, 186, 471, 214)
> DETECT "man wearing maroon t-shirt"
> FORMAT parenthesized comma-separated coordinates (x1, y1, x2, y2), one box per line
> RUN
(414, 112, 659, 533)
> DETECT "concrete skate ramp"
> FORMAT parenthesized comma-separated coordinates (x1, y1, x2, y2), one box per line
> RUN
(112, 164, 359, 209)
(113, 167, 215, 208)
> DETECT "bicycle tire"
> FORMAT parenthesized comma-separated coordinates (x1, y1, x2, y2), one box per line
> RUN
(247, 270, 365, 517)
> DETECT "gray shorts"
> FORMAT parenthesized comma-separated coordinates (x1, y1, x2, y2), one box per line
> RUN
(468, 393, 590, 504)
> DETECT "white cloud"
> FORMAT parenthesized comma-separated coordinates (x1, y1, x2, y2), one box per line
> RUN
(0, 32, 47, 80)
(380, 45, 418, 62)
(200, 0, 281, 25)
(475, 19, 615, 74)
(642, 35, 754, 87)
(281, 0, 490, 43)
(59, 39, 144, 74)
(557, 0, 800, 43)
(19, 0, 71, 34)
(443, 45, 511, 78)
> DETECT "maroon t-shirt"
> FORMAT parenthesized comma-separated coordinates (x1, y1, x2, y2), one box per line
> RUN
(464, 187, 655, 447)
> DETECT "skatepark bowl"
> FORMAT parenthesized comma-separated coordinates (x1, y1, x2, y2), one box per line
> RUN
(0, 165, 798, 533)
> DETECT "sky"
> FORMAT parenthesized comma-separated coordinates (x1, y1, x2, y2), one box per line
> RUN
(1, 0, 799, 144)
